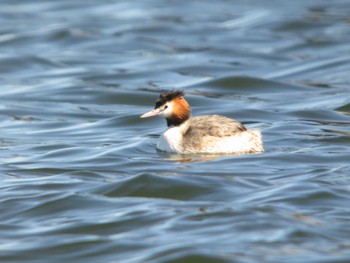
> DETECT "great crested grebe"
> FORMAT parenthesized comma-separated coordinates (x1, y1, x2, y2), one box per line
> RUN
(140, 90, 264, 154)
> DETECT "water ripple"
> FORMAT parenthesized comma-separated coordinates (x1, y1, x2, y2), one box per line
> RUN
(1, 0, 350, 262)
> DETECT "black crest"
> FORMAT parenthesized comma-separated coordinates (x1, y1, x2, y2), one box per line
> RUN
(154, 90, 185, 109)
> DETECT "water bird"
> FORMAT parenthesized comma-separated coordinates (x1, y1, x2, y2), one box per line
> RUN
(140, 90, 263, 154)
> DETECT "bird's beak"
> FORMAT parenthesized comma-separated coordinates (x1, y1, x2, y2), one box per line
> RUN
(140, 108, 162, 118)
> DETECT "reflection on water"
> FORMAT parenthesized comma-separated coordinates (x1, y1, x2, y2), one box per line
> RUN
(1, 0, 350, 262)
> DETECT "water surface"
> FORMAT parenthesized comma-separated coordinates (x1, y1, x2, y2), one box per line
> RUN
(1, 0, 350, 262)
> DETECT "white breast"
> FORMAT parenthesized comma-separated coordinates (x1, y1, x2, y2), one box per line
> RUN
(156, 126, 183, 153)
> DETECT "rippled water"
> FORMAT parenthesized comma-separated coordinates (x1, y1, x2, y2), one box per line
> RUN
(1, 0, 350, 262)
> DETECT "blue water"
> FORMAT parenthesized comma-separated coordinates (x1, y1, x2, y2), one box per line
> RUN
(1, 0, 350, 262)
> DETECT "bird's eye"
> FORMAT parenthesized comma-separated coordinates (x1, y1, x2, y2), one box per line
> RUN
(164, 105, 168, 109)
